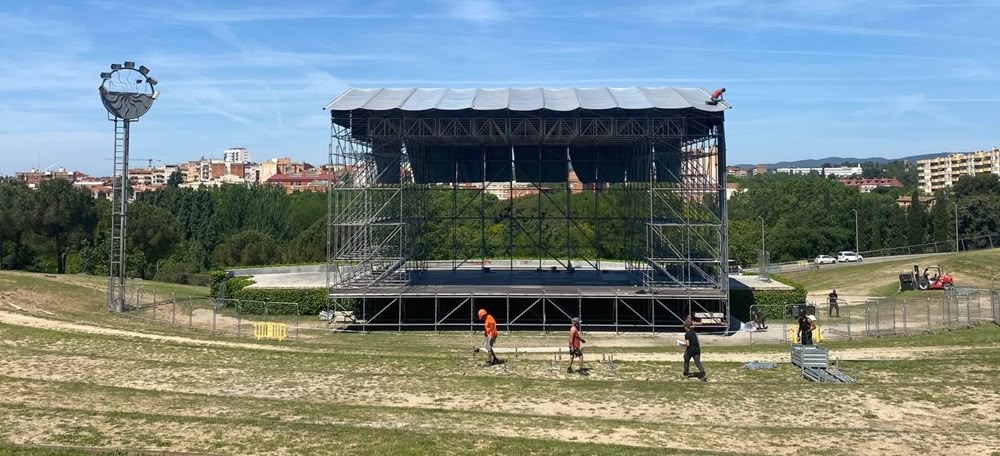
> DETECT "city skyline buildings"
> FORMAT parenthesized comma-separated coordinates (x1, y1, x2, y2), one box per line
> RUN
(4, 1, 1000, 176)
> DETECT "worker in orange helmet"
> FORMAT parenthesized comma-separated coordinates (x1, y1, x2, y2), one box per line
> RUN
(475, 308, 499, 366)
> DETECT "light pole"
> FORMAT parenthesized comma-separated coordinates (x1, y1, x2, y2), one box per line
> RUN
(99, 61, 159, 312)
(852, 208, 859, 253)
(953, 201, 959, 252)
(758, 216, 765, 254)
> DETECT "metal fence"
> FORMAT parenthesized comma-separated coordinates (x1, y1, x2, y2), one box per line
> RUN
(812, 288, 995, 341)
(114, 285, 323, 341)
(746, 288, 999, 345)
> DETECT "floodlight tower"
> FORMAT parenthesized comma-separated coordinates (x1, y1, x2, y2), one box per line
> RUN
(99, 61, 159, 312)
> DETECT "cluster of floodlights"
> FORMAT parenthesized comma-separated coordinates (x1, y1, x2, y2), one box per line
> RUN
(99, 61, 158, 86)
(99, 61, 159, 120)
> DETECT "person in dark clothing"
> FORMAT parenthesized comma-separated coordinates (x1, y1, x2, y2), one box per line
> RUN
(681, 320, 707, 382)
(797, 311, 815, 345)
(751, 308, 768, 330)
(828, 289, 840, 318)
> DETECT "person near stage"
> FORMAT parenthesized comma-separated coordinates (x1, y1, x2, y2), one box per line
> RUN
(476, 308, 499, 365)
(751, 308, 768, 331)
(680, 320, 707, 382)
(798, 310, 816, 345)
(828, 289, 840, 318)
(567, 317, 586, 373)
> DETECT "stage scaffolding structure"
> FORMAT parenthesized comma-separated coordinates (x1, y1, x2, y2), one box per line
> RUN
(325, 87, 730, 332)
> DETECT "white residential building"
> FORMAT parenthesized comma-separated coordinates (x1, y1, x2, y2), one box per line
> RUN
(223, 147, 250, 163)
(775, 164, 862, 177)
(917, 148, 1000, 194)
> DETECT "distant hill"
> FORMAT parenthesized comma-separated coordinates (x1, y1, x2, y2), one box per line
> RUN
(734, 152, 948, 169)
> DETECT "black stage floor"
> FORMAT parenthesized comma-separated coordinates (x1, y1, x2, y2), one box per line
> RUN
(329, 269, 726, 298)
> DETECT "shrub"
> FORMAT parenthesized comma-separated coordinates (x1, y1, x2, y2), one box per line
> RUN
(229, 288, 340, 316)
(208, 271, 254, 297)
(730, 274, 808, 321)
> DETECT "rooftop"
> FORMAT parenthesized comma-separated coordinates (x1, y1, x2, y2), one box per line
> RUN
(325, 87, 730, 112)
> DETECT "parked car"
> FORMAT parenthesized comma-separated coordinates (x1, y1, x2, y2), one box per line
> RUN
(814, 255, 836, 265)
(836, 251, 864, 262)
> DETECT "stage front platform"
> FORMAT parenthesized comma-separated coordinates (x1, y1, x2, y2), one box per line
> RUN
(329, 269, 727, 332)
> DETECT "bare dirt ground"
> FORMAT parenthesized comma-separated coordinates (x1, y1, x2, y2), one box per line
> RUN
(2, 271, 1000, 455)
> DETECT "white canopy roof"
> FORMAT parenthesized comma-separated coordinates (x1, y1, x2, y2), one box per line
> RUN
(325, 87, 728, 112)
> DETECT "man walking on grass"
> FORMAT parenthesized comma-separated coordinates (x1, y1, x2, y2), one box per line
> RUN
(680, 320, 707, 382)
(828, 288, 840, 318)
(475, 308, 499, 365)
(567, 317, 586, 373)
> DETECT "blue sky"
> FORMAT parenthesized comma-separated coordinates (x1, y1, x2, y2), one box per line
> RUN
(1, 0, 999, 175)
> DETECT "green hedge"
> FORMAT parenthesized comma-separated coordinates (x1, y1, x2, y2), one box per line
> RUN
(208, 271, 254, 297)
(730, 274, 808, 321)
(229, 288, 357, 316)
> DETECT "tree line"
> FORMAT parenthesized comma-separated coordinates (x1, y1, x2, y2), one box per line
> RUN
(1, 170, 998, 282)
(727, 172, 1000, 265)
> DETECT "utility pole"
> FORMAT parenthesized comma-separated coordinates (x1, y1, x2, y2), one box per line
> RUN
(852, 208, 859, 253)
(953, 201, 959, 252)
(758, 215, 765, 254)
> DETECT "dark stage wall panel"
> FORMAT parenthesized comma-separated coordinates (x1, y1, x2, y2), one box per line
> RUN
(405, 142, 686, 184)
(374, 140, 402, 183)
(654, 140, 682, 183)
(513, 145, 568, 183)
(568, 145, 627, 183)
(409, 144, 513, 183)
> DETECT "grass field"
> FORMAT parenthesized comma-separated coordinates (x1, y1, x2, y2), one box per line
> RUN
(785, 248, 1000, 298)
(2, 271, 1000, 455)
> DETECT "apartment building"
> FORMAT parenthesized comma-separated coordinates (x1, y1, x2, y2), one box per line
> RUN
(726, 166, 747, 178)
(223, 147, 250, 163)
(838, 177, 903, 193)
(917, 148, 1000, 194)
(14, 167, 87, 189)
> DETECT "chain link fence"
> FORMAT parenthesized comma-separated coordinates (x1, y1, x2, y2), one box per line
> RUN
(116, 285, 328, 341)
(812, 287, 998, 341)
(746, 287, 999, 344)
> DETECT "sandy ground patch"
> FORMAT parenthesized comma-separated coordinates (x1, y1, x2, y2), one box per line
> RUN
(0, 310, 296, 352)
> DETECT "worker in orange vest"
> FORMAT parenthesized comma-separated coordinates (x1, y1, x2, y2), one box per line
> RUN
(476, 308, 499, 365)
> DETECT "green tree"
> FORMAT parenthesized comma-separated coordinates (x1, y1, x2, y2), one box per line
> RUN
(212, 230, 281, 267)
(906, 190, 927, 246)
(953, 173, 1000, 199)
(285, 220, 327, 263)
(126, 202, 182, 278)
(0, 182, 31, 269)
(166, 170, 183, 188)
(928, 194, 953, 245)
(30, 179, 98, 273)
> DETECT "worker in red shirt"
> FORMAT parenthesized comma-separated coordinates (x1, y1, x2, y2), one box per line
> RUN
(476, 308, 499, 365)
(567, 317, 586, 373)
(709, 87, 726, 104)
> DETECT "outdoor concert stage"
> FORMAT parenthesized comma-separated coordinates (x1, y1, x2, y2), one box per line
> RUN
(324, 87, 730, 331)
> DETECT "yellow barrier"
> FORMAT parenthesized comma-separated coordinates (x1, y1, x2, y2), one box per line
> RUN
(787, 325, 823, 344)
(254, 322, 288, 341)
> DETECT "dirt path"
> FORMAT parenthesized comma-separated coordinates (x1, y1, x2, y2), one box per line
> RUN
(0, 310, 296, 352)
(6, 309, 993, 364)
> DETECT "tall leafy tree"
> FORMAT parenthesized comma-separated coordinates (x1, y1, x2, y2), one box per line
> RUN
(30, 179, 98, 273)
(906, 190, 927, 246)
(0, 183, 31, 269)
(126, 202, 182, 278)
